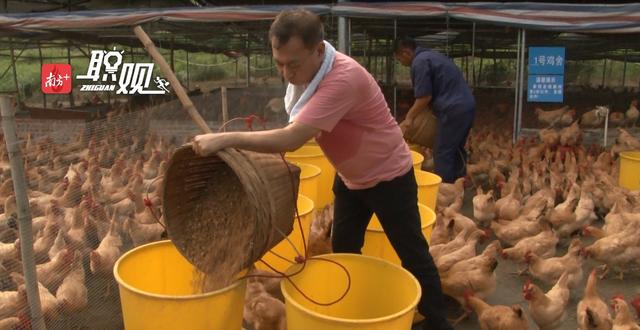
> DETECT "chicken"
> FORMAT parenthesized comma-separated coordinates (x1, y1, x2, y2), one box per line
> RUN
(560, 121, 581, 147)
(525, 238, 583, 288)
(523, 271, 571, 330)
(430, 215, 454, 246)
(577, 269, 612, 330)
(609, 112, 626, 127)
(430, 227, 474, 261)
(582, 224, 640, 280)
(616, 128, 640, 150)
(47, 229, 67, 260)
(124, 214, 164, 247)
(559, 109, 576, 127)
(473, 188, 496, 226)
(56, 251, 88, 312)
(12, 273, 59, 322)
(435, 229, 486, 272)
(0, 289, 19, 319)
(581, 107, 607, 128)
(243, 281, 286, 330)
(446, 240, 502, 275)
(90, 217, 123, 277)
(0, 317, 20, 329)
(441, 256, 498, 305)
(536, 106, 569, 126)
(539, 128, 560, 147)
(307, 204, 333, 258)
(631, 295, 640, 321)
(555, 193, 598, 237)
(36, 247, 74, 292)
(464, 290, 530, 330)
(626, 98, 639, 127)
(501, 225, 558, 262)
(492, 216, 543, 247)
(442, 195, 464, 215)
(494, 185, 522, 221)
(610, 295, 640, 330)
(437, 177, 465, 211)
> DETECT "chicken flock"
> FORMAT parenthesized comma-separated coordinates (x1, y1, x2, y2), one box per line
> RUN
(0, 97, 638, 330)
(0, 106, 172, 328)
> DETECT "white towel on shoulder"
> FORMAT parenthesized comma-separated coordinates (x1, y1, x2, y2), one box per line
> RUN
(284, 40, 336, 122)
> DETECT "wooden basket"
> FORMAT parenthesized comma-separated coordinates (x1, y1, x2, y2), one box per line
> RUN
(404, 109, 438, 148)
(162, 145, 300, 275)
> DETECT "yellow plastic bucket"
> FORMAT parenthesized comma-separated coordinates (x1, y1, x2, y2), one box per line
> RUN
(114, 240, 246, 330)
(415, 170, 441, 210)
(411, 151, 424, 171)
(257, 194, 315, 272)
(619, 151, 640, 190)
(286, 146, 335, 208)
(294, 162, 321, 208)
(305, 138, 319, 146)
(281, 253, 421, 330)
(363, 203, 436, 265)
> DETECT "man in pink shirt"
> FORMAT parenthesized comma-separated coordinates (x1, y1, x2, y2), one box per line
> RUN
(193, 9, 452, 330)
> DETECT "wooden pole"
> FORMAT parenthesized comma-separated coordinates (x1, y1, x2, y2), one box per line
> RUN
(133, 25, 212, 134)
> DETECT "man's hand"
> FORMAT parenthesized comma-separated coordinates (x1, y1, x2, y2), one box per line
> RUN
(192, 133, 230, 156)
(399, 117, 413, 135)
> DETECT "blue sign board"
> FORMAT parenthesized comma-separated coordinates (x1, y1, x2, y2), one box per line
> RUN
(529, 47, 565, 75)
(528, 75, 564, 102)
(528, 47, 565, 102)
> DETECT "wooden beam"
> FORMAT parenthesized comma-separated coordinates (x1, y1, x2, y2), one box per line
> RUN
(37, 41, 46, 109)
(9, 38, 21, 106)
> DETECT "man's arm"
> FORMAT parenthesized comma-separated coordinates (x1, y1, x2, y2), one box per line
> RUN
(192, 121, 320, 156)
(405, 95, 432, 121)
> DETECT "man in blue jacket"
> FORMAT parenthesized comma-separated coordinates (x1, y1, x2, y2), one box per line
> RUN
(394, 37, 475, 183)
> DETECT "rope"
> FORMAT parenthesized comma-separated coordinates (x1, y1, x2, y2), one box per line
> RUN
(213, 114, 352, 306)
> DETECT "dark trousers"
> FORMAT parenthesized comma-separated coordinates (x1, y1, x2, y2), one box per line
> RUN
(331, 168, 452, 330)
(434, 107, 475, 184)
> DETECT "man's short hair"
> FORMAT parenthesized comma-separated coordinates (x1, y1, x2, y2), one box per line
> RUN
(269, 9, 324, 49)
(393, 37, 417, 52)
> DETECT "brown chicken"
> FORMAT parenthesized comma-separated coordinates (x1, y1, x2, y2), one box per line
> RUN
(626, 98, 639, 127)
(501, 224, 558, 263)
(494, 185, 522, 221)
(56, 251, 88, 312)
(473, 188, 496, 226)
(307, 204, 333, 258)
(441, 256, 498, 308)
(536, 106, 569, 126)
(523, 271, 571, 330)
(464, 290, 530, 330)
(560, 121, 581, 147)
(582, 224, 640, 280)
(435, 229, 487, 272)
(577, 269, 612, 330)
(581, 107, 607, 128)
(525, 238, 583, 288)
(437, 177, 465, 211)
(610, 295, 640, 330)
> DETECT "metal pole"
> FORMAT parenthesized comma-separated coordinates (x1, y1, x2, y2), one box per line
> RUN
(513, 30, 521, 144)
(622, 48, 628, 87)
(37, 41, 46, 109)
(337, 0, 348, 53)
(393, 19, 397, 119)
(0, 96, 46, 330)
(221, 86, 228, 124)
(517, 30, 526, 140)
(9, 38, 21, 107)
(67, 42, 75, 107)
(601, 58, 607, 87)
(186, 51, 190, 90)
(471, 22, 476, 87)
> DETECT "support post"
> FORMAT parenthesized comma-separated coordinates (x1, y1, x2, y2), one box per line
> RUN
(0, 96, 47, 330)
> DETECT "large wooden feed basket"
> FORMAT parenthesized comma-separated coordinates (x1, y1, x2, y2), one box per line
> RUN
(162, 145, 301, 276)
(405, 109, 438, 148)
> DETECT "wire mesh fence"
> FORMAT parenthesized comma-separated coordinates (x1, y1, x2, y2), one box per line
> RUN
(0, 83, 293, 328)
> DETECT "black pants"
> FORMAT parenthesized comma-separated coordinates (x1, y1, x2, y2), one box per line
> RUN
(331, 168, 452, 330)
(434, 107, 475, 184)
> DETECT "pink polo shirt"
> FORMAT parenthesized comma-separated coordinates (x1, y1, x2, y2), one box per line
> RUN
(295, 52, 413, 190)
